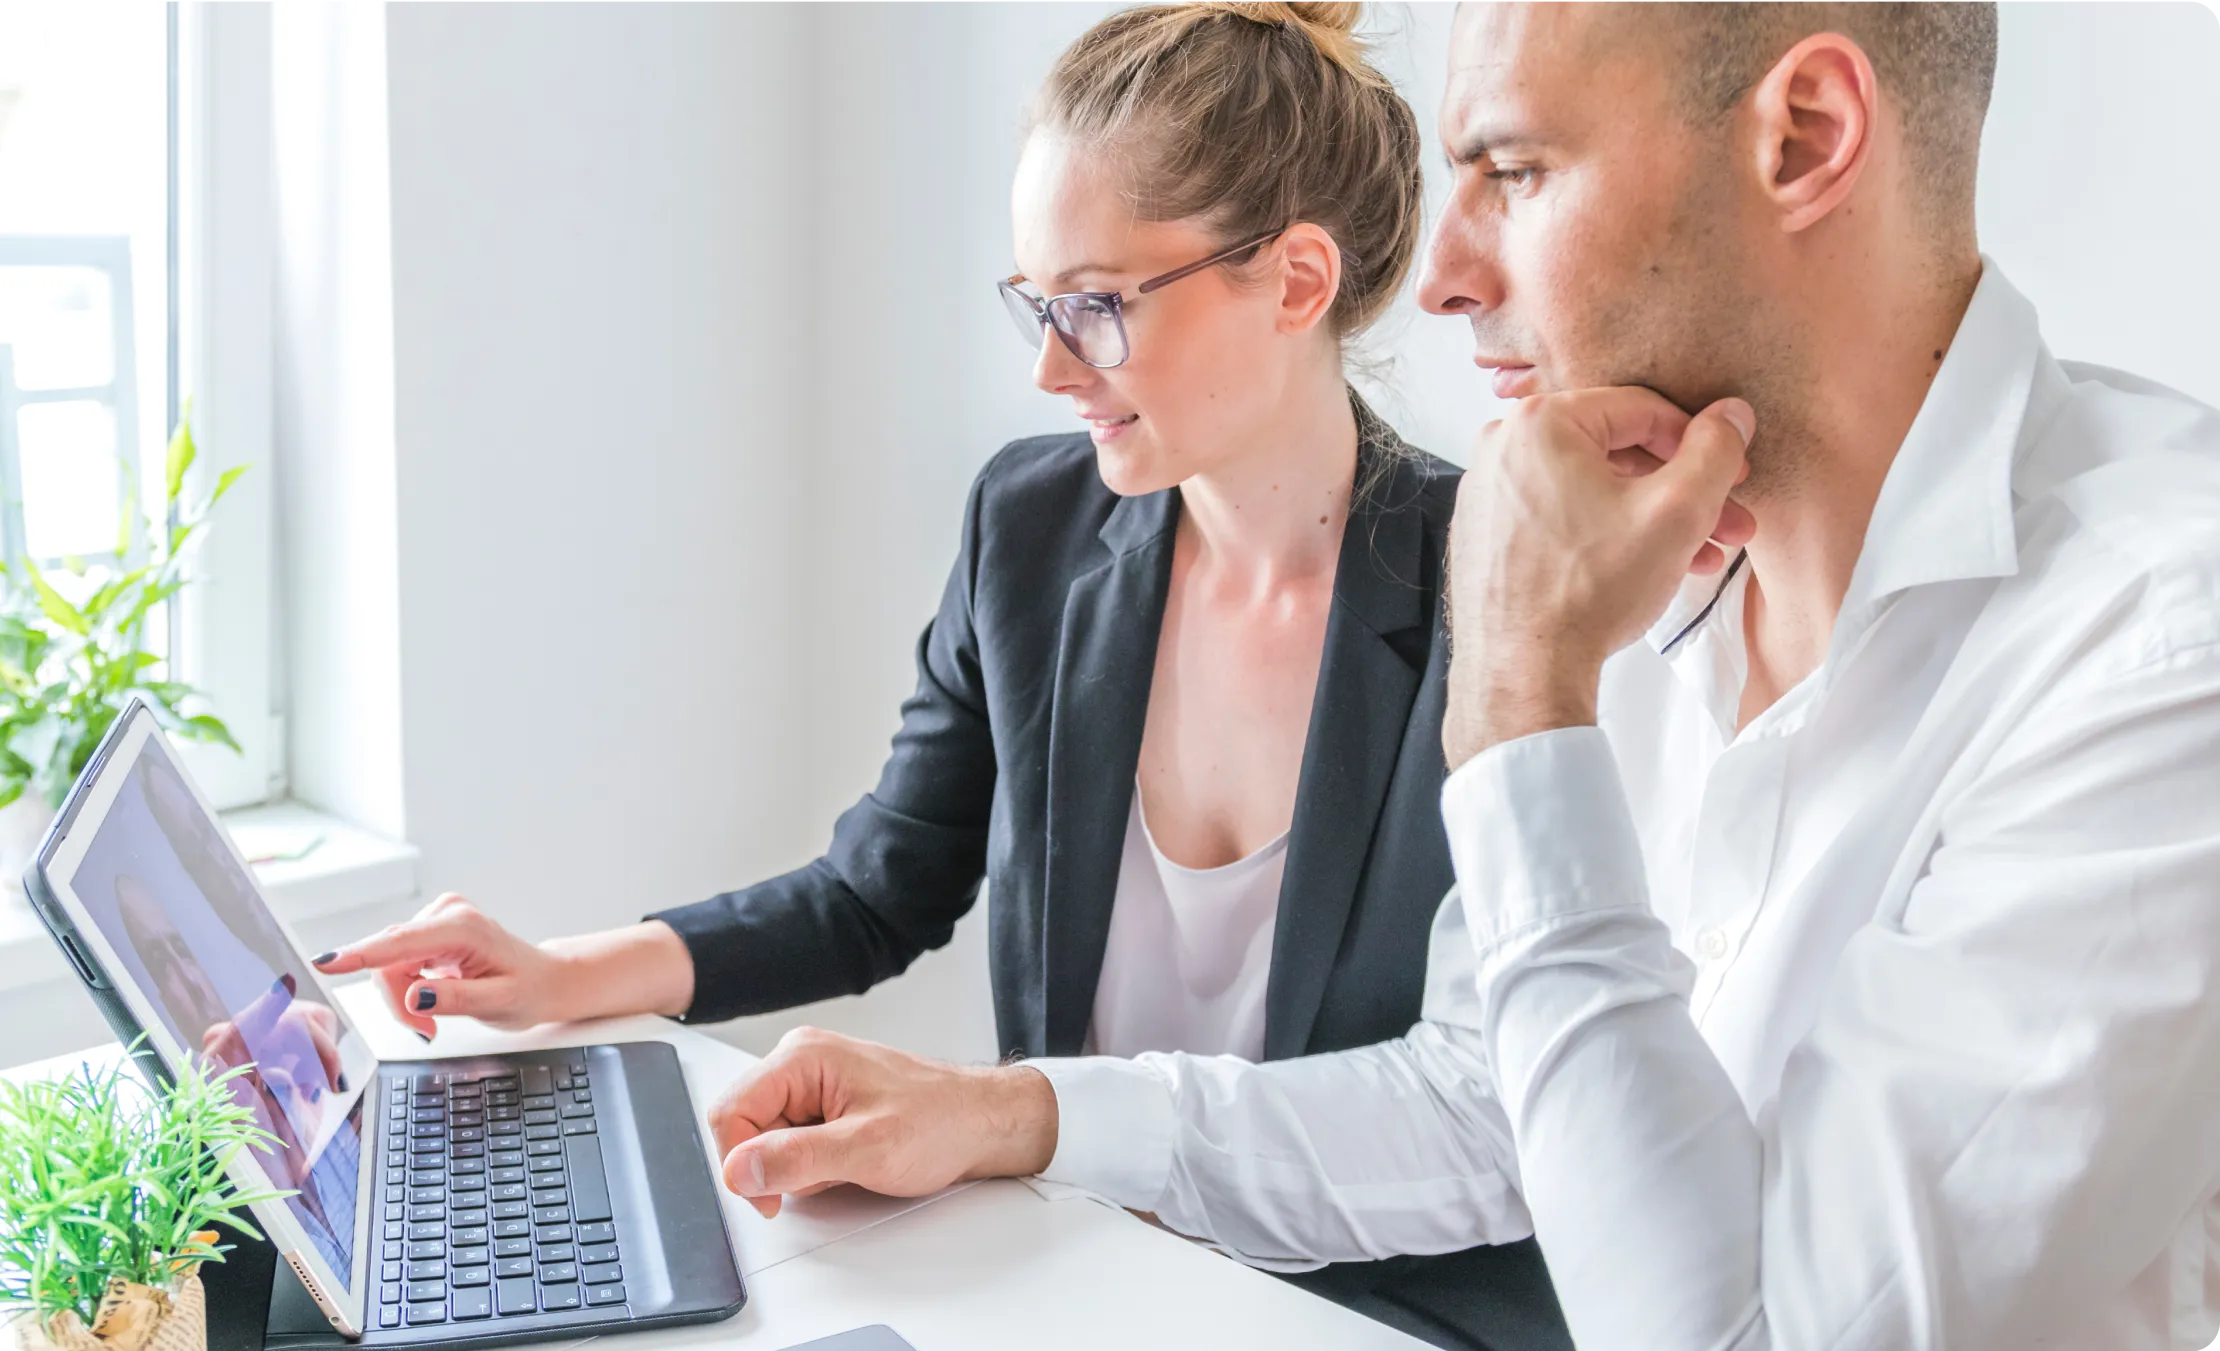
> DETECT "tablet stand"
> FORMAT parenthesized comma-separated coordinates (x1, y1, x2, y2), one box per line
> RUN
(200, 1227, 350, 1351)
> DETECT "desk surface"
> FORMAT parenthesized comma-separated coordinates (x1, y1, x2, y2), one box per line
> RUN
(8, 982, 1427, 1351)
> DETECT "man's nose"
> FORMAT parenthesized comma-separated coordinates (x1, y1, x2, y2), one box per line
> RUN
(1416, 187, 1506, 319)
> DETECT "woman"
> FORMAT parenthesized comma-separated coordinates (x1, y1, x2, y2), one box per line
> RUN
(316, 5, 1569, 1348)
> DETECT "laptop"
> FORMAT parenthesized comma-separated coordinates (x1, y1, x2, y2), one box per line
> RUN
(23, 699, 747, 1345)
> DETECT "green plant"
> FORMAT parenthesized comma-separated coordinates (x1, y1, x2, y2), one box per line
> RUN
(0, 406, 246, 810)
(0, 1042, 293, 1329)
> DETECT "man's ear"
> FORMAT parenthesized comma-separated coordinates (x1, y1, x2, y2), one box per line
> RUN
(1274, 222, 1344, 335)
(1749, 32, 1878, 234)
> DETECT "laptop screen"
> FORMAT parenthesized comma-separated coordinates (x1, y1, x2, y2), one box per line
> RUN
(62, 729, 371, 1291)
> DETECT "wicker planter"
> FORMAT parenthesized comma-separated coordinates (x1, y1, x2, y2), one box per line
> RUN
(6, 1273, 205, 1351)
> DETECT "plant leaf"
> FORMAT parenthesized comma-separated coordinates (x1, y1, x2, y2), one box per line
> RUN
(164, 407, 196, 505)
(22, 563, 88, 637)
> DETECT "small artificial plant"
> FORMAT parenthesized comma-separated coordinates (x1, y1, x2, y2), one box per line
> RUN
(0, 1044, 292, 1333)
(0, 406, 245, 811)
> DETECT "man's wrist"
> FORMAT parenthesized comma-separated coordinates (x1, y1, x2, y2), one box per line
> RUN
(1445, 656, 1602, 770)
(964, 1065, 1058, 1180)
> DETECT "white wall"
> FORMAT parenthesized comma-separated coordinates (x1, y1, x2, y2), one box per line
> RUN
(377, 2, 820, 1036)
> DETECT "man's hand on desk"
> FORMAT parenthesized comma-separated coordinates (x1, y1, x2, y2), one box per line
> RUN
(707, 1027, 1059, 1218)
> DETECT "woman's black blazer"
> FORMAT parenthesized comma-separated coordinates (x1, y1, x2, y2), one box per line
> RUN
(650, 402, 1570, 1351)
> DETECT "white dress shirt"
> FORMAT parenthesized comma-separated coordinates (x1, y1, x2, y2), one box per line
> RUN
(1033, 263, 2220, 1349)
(1084, 787, 1286, 1060)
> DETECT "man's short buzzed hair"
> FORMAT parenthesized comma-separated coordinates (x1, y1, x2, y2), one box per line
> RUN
(1656, 3, 2000, 227)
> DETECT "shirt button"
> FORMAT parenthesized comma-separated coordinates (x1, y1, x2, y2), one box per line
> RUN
(1695, 926, 1730, 962)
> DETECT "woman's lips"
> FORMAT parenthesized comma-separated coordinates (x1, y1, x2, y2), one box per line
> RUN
(1086, 413, 1139, 442)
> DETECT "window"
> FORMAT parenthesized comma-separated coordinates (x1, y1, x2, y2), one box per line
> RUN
(0, 4, 278, 812)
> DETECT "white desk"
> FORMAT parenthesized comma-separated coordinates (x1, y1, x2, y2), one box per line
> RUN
(8, 982, 1429, 1351)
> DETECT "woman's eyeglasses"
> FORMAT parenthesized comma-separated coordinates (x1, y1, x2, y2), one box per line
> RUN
(997, 227, 1284, 370)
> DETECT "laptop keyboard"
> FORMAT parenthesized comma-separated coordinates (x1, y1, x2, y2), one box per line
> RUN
(374, 1055, 627, 1330)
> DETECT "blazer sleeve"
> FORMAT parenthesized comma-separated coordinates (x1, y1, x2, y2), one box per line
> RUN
(646, 463, 999, 1025)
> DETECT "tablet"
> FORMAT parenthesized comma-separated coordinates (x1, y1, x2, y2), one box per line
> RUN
(27, 701, 380, 1336)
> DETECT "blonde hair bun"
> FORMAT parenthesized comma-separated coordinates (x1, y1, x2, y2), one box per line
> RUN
(1197, 2, 1380, 86)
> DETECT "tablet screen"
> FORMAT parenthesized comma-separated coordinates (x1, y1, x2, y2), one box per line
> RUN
(61, 728, 371, 1288)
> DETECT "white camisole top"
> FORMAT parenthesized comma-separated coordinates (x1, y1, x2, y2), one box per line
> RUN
(1083, 783, 1289, 1061)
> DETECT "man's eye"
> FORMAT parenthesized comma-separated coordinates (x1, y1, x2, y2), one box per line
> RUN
(1485, 167, 1539, 191)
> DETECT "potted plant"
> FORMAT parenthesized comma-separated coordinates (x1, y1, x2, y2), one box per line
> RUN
(0, 407, 245, 887)
(0, 1046, 292, 1351)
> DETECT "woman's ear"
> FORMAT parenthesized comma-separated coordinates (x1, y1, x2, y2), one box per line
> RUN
(1749, 32, 1878, 235)
(1274, 222, 1344, 336)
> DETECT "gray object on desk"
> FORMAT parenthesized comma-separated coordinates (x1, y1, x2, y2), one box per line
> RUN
(778, 1329, 918, 1351)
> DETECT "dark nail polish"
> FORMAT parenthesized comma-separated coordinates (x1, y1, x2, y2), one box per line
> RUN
(415, 1030, 431, 1044)
(312, 951, 338, 966)
(414, 987, 437, 1012)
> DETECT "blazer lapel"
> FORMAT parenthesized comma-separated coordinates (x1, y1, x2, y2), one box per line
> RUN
(1262, 434, 1433, 1060)
(1038, 488, 1179, 1056)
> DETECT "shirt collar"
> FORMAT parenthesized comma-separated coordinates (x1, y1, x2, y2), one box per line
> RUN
(1646, 257, 2043, 658)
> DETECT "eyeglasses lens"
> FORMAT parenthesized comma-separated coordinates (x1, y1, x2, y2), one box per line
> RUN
(999, 282, 1045, 351)
(1048, 294, 1126, 367)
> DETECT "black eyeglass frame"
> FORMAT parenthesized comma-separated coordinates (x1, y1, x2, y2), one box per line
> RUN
(997, 226, 1286, 370)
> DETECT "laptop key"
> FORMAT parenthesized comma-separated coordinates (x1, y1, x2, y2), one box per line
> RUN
(378, 1307, 400, 1330)
(381, 1261, 403, 1282)
(539, 1263, 577, 1284)
(490, 1150, 525, 1168)
(522, 1066, 553, 1098)
(451, 1286, 492, 1321)
(525, 1125, 559, 1141)
(381, 1284, 402, 1305)
(452, 1245, 489, 1266)
(534, 1210, 572, 1230)
(564, 1136, 613, 1223)
(451, 1206, 487, 1228)
(562, 1119, 596, 1136)
(405, 1302, 447, 1326)
(578, 1243, 616, 1265)
(582, 1263, 621, 1285)
(491, 1184, 528, 1203)
(575, 1222, 615, 1246)
(451, 1175, 486, 1192)
(559, 1102, 592, 1119)
(493, 1201, 529, 1220)
(495, 1277, 536, 1316)
(494, 1220, 530, 1240)
(537, 1243, 575, 1264)
(495, 1257, 534, 1279)
(527, 1154, 563, 1172)
(534, 1223, 572, 1245)
(538, 1284, 582, 1312)
(585, 1285, 624, 1307)
(522, 1094, 556, 1112)
(405, 1261, 446, 1281)
(453, 1228, 488, 1247)
(496, 1238, 531, 1258)
(407, 1242, 445, 1262)
(453, 1266, 491, 1288)
(404, 1281, 445, 1303)
(526, 1139, 561, 1157)
(525, 1110, 557, 1127)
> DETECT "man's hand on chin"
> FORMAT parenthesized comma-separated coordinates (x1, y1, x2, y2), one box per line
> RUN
(705, 1027, 1059, 1218)
(1443, 388, 1758, 768)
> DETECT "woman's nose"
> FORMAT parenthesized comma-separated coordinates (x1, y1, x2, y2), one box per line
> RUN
(1031, 325, 1090, 395)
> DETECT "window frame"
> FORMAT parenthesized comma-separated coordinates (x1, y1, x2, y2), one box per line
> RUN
(167, 1, 280, 811)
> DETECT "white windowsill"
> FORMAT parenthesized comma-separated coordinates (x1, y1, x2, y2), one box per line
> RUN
(0, 800, 419, 994)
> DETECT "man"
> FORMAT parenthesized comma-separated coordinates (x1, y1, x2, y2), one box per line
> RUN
(703, 5, 2220, 1346)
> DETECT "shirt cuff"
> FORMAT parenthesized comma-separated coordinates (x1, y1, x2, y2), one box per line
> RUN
(1029, 1056, 1177, 1212)
(1440, 725, 1649, 952)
